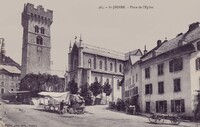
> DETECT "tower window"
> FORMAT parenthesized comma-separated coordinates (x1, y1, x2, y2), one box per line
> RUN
(45, 18, 47, 24)
(41, 16, 44, 23)
(41, 27, 45, 34)
(35, 25, 39, 33)
(30, 13, 33, 20)
(36, 36, 43, 45)
(38, 15, 40, 22)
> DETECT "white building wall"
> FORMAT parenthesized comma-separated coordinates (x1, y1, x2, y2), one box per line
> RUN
(190, 51, 200, 114)
(141, 53, 192, 116)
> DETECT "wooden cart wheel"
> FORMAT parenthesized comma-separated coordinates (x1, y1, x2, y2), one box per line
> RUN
(171, 117, 181, 125)
(148, 114, 157, 123)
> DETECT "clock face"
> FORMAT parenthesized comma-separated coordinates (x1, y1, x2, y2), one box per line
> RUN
(37, 46, 42, 52)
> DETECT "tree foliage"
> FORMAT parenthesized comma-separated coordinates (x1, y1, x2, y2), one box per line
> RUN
(20, 73, 64, 93)
(89, 81, 102, 97)
(102, 82, 112, 96)
(80, 82, 93, 105)
(67, 79, 78, 94)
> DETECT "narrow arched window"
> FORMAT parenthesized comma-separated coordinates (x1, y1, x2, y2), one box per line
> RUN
(30, 13, 33, 20)
(41, 27, 45, 34)
(99, 61, 102, 69)
(35, 25, 39, 33)
(41, 16, 44, 23)
(88, 59, 92, 68)
(38, 15, 40, 22)
(119, 64, 122, 73)
(45, 18, 47, 24)
(110, 63, 113, 71)
(36, 36, 43, 45)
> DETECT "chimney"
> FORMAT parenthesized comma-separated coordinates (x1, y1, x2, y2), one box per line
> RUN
(157, 40, 162, 47)
(188, 22, 199, 32)
(143, 45, 148, 55)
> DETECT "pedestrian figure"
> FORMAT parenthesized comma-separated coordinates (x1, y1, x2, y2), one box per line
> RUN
(60, 100, 64, 114)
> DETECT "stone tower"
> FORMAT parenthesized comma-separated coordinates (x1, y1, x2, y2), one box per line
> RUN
(21, 3, 53, 78)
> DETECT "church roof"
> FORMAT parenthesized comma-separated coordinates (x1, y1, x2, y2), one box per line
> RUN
(75, 42, 125, 60)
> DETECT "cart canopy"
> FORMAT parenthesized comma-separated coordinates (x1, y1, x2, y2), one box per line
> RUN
(38, 91, 70, 103)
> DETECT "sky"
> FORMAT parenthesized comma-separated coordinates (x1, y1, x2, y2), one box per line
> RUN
(0, 0, 200, 74)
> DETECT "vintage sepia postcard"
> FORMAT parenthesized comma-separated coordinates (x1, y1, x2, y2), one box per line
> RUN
(0, 0, 200, 127)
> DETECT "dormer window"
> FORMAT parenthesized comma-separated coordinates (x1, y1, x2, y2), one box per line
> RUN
(178, 41, 183, 47)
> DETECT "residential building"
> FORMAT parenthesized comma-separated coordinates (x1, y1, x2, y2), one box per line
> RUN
(0, 38, 21, 95)
(140, 22, 200, 116)
(123, 49, 143, 111)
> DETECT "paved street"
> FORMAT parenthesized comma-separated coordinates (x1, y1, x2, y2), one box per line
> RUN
(0, 102, 198, 127)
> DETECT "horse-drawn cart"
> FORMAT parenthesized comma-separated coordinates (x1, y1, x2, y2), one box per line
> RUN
(32, 92, 85, 114)
(148, 112, 181, 125)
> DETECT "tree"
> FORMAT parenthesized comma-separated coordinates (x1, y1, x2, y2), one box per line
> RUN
(80, 82, 93, 105)
(102, 82, 112, 96)
(89, 81, 102, 97)
(20, 73, 65, 94)
(67, 79, 78, 94)
(102, 82, 112, 104)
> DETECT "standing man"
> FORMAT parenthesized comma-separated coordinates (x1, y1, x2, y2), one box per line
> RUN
(60, 100, 64, 114)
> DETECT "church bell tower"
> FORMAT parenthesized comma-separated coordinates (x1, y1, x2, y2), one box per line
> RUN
(21, 3, 53, 78)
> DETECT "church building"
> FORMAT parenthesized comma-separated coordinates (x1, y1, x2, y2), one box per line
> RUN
(66, 39, 124, 102)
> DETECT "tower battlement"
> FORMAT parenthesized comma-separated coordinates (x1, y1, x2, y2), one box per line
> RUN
(22, 3, 53, 26)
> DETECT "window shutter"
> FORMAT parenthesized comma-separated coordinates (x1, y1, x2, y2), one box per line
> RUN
(145, 85, 148, 94)
(181, 99, 185, 112)
(164, 101, 167, 113)
(156, 101, 158, 113)
(171, 100, 174, 112)
(150, 84, 153, 94)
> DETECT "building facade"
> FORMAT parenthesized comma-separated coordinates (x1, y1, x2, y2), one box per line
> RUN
(66, 41, 124, 102)
(139, 22, 200, 116)
(123, 50, 143, 111)
(0, 38, 21, 95)
(21, 3, 53, 78)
